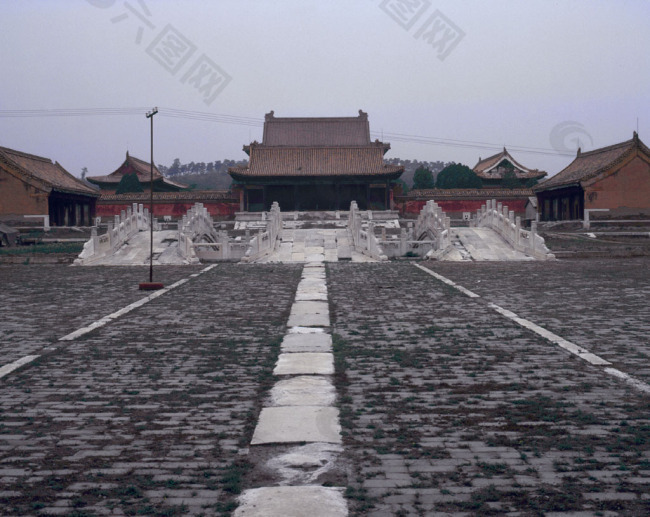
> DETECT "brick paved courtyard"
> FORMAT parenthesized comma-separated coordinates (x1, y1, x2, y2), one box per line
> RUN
(1, 259, 649, 516)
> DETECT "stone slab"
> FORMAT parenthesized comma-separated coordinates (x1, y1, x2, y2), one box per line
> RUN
(274, 353, 334, 375)
(296, 284, 328, 295)
(298, 278, 327, 286)
(270, 376, 336, 406)
(235, 486, 347, 517)
(295, 291, 328, 301)
(287, 312, 330, 327)
(302, 271, 326, 278)
(251, 407, 342, 445)
(288, 326, 326, 334)
(281, 333, 332, 353)
(290, 301, 330, 316)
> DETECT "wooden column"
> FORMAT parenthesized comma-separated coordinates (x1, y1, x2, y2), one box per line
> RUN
(385, 180, 390, 210)
(335, 182, 340, 211)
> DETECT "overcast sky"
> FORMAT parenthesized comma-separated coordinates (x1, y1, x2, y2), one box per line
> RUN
(1, 0, 648, 179)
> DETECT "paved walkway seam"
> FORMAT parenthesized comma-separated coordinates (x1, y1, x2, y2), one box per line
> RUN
(416, 263, 650, 395)
(59, 264, 218, 342)
(0, 355, 41, 380)
(0, 265, 218, 381)
(490, 304, 650, 392)
(414, 263, 480, 298)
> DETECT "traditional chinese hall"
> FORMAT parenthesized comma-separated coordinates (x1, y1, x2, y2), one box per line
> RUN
(229, 110, 404, 211)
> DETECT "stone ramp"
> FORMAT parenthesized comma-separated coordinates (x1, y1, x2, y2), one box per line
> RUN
(444, 227, 535, 261)
(258, 228, 374, 263)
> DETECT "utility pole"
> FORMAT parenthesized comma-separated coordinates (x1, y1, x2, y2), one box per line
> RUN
(140, 107, 163, 290)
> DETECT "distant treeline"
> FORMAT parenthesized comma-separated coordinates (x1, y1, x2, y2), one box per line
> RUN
(384, 158, 449, 187)
(156, 157, 452, 190)
(157, 158, 247, 190)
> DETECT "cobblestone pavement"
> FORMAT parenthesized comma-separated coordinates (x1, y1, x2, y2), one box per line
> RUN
(327, 261, 650, 516)
(0, 264, 302, 516)
(1, 260, 649, 516)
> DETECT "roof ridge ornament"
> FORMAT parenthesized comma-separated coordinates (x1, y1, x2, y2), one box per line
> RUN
(577, 147, 581, 157)
(633, 130, 639, 143)
(358, 109, 368, 120)
(265, 111, 275, 121)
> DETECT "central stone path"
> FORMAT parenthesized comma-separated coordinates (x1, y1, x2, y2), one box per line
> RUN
(235, 260, 348, 516)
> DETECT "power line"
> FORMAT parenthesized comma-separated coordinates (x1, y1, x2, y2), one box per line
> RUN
(0, 107, 571, 157)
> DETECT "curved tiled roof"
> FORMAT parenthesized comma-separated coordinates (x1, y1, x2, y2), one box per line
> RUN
(0, 146, 99, 196)
(87, 152, 163, 183)
(473, 147, 546, 180)
(229, 145, 403, 178)
(262, 110, 371, 147)
(87, 152, 187, 189)
(535, 133, 649, 191)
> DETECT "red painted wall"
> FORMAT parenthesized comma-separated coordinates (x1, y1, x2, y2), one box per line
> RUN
(585, 156, 650, 216)
(97, 201, 239, 219)
(0, 167, 49, 216)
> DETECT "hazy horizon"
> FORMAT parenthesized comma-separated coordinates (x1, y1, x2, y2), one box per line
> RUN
(1, 0, 648, 179)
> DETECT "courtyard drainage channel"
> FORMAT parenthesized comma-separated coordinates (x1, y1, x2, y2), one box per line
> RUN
(0, 264, 218, 380)
(414, 263, 650, 395)
(234, 261, 348, 516)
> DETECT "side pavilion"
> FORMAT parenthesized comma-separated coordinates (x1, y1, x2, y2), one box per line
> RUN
(87, 151, 187, 194)
(534, 132, 650, 221)
(229, 110, 404, 211)
(472, 147, 546, 188)
(0, 145, 99, 226)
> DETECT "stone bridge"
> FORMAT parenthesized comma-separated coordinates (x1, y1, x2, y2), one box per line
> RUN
(75, 200, 553, 265)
